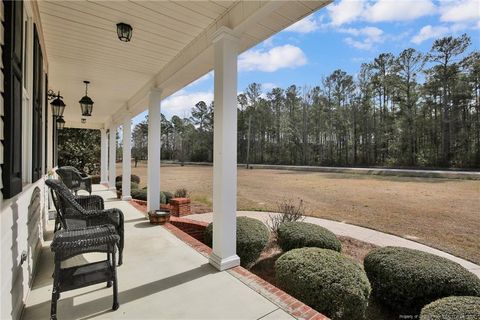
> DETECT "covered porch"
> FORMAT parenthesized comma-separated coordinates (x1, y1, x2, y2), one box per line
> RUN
(22, 185, 298, 320)
(44, 0, 330, 271)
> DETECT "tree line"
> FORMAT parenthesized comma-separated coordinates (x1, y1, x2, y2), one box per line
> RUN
(131, 34, 479, 168)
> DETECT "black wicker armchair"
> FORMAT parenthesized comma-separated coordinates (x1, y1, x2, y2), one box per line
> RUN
(56, 166, 92, 195)
(50, 225, 120, 320)
(46, 179, 124, 265)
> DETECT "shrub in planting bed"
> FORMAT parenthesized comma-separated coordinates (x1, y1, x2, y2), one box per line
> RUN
(420, 296, 480, 320)
(131, 189, 171, 204)
(204, 216, 269, 267)
(277, 221, 341, 252)
(275, 247, 371, 320)
(115, 181, 139, 191)
(115, 174, 140, 184)
(364, 246, 480, 314)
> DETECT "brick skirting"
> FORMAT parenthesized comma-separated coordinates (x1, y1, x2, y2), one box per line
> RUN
(130, 199, 329, 320)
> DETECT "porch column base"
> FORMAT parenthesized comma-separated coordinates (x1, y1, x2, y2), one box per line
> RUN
(109, 187, 117, 191)
(100, 180, 108, 185)
(121, 196, 132, 201)
(209, 252, 240, 271)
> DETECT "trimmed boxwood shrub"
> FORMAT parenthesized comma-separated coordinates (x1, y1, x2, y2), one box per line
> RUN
(115, 181, 139, 191)
(277, 221, 341, 252)
(130, 189, 171, 204)
(115, 174, 140, 184)
(364, 246, 480, 314)
(204, 216, 269, 267)
(420, 296, 480, 320)
(275, 247, 371, 320)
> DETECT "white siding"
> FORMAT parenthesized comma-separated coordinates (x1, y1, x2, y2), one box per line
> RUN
(0, 2, 48, 319)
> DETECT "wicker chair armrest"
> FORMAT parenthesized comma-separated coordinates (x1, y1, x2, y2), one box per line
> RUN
(75, 195, 104, 210)
(84, 208, 124, 227)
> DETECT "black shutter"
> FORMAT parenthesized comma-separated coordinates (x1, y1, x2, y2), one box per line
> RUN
(32, 25, 43, 182)
(45, 74, 48, 171)
(2, 0, 24, 198)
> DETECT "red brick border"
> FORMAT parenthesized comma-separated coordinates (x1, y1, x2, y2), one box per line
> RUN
(130, 200, 329, 320)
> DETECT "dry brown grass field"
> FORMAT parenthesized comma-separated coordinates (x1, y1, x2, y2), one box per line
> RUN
(117, 161, 480, 264)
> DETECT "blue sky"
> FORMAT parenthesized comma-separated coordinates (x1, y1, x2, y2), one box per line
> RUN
(133, 0, 479, 124)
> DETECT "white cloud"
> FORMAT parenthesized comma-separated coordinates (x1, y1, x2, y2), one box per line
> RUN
(439, 0, 480, 23)
(285, 15, 320, 33)
(328, 0, 436, 26)
(239, 45, 307, 72)
(340, 26, 384, 39)
(364, 0, 436, 22)
(340, 26, 385, 50)
(162, 90, 213, 117)
(328, 0, 365, 26)
(411, 25, 450, 44)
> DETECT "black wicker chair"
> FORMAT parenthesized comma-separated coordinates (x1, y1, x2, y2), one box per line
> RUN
(50, 225, 120, 320)
(56, 166, 92, 195)
(46, 179, 124, 265)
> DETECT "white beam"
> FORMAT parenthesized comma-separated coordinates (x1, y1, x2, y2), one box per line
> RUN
(100, 128, 108, 184)
(108, 126, 117, 190)
(209, 27, 240, 271)
(147, 88, 162, 212)
(122, 115, 132, 201)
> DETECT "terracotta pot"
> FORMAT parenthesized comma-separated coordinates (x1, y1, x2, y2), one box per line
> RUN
(148, 210, 170, 225)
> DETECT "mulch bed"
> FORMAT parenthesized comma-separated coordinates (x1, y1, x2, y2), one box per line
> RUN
(249, 236, 397, 320)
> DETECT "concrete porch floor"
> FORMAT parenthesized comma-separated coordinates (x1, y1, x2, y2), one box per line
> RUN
(22, 185, 293, 320)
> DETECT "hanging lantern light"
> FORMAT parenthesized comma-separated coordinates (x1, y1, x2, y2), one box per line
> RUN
(56, 116, 65, 130)
(81, 118, 86, 124)
(116, 22, 132, 42)
(79, 80, 94, 116)
(49, 90, 66, 117)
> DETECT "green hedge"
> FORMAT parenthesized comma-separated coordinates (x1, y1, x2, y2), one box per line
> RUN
(277, 221, 341, 252)
(364, 246, 480, 314)
(115, 181, 139, 191)
(420, 296, 480, 320)
(275, 248, 371, 320)
(115, 174, 141, 184)
(204, 216, 269, 267)
(131, 189, 172, 204)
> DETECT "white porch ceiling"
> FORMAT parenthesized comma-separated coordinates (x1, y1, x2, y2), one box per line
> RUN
(39, 0, 330, 129)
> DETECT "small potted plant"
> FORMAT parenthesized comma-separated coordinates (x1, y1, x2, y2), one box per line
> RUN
(148, 210, 170, 225)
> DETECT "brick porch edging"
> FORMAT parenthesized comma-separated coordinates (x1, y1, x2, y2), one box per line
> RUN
(129, 200, 329, 320)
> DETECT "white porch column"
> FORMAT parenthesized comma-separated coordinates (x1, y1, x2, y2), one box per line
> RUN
(108, 126, 117, 190)
(147, 88, 162, 212)
(100, 128, 109, 184)
(122, 115, 132, 200)
(209, 27, 240, 271)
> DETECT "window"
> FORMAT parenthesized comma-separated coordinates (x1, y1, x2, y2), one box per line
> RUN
(2, 0, 24, 198)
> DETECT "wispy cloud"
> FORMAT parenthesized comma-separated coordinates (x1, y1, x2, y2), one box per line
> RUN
(328, 0, 436, 26)
(364, 0, 436, 23)
(340, 26, 385, 50)
(162, 90, 213, 118)
(327, 0, 365, 26)
(439, 0, 480, 23)
(239, 45, 307, 72)
(285, 15, 321, 33)
(411, 25, 450, 44)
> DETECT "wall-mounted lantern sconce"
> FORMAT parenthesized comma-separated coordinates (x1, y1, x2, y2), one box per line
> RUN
(117, 22, 133, 42)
